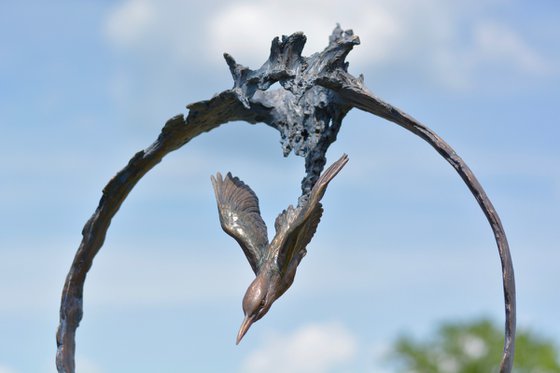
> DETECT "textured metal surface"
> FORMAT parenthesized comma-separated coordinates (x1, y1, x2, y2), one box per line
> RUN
(56, 26, 515, 373)
(212, 155, 348, 343)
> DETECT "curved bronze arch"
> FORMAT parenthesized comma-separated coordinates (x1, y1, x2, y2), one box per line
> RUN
(56, 26, 515, 373)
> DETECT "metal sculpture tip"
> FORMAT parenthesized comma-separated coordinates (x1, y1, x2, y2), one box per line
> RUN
(236, 315, 254, 345)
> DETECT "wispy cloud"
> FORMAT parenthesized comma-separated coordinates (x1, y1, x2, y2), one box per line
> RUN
(0, 364, 16, 373)
(103, 0, 555, 92)
(242, 322, 357, 373)
(433, 19, 554, 89)
(472, 20, 551, 74)
(104, 0, 157, 49)
(206, 0, 402, 68)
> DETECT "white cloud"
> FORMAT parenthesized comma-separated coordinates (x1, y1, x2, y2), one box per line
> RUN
(105, 0, 157, 48)
(472, 20, 551, 74)
(0, 365, 16, 373)
(103, 0, 555, 93)
(434, 19, 553, 89)
(242, 322, 358, 373)
(103, 0, 207, 67)
(209, 0, 542, 81)
(207, 0, 402, 68)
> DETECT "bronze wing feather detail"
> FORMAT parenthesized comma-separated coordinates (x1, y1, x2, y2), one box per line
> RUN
(211, 172, 269, 274)
(275, 154, 349, 273)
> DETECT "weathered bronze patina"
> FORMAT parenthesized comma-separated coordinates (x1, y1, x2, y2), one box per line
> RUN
(57, 26, 515, 373)
(212, 154, 348, 343)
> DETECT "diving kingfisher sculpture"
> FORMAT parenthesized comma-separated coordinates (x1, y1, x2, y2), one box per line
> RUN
(211, 154, 348, 343)
(57, 26, 514, 373)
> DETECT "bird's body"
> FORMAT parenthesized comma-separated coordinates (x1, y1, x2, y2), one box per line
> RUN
(211, 154, 348, 343)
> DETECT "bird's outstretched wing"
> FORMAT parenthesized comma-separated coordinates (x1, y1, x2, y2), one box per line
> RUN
(274, 154, 349, 273)
(211, 172, 269, 274)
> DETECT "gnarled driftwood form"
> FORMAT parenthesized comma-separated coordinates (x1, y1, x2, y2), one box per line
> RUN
(56, 25, 515, 372)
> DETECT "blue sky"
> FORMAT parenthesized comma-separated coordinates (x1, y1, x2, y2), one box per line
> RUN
(1, 0, 559, 372)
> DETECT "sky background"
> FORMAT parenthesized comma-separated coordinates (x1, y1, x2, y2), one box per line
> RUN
(0, 0, 559, 372)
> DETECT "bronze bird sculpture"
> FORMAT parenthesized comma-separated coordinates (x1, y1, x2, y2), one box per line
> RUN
(211, 154, 349, 344)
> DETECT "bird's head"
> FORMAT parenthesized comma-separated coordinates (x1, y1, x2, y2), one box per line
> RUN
(236, 274, 275, 344)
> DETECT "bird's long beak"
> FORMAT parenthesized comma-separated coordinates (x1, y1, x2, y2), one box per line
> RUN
(236, 315, 255, 345)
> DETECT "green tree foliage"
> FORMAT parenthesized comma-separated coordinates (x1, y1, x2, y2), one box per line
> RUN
(389, 319, 560, 373)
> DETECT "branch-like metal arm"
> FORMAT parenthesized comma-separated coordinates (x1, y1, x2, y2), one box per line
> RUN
(55, 92, 271, 372)
(318, 71, 516, 372)
(56, 25, 515, 373)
